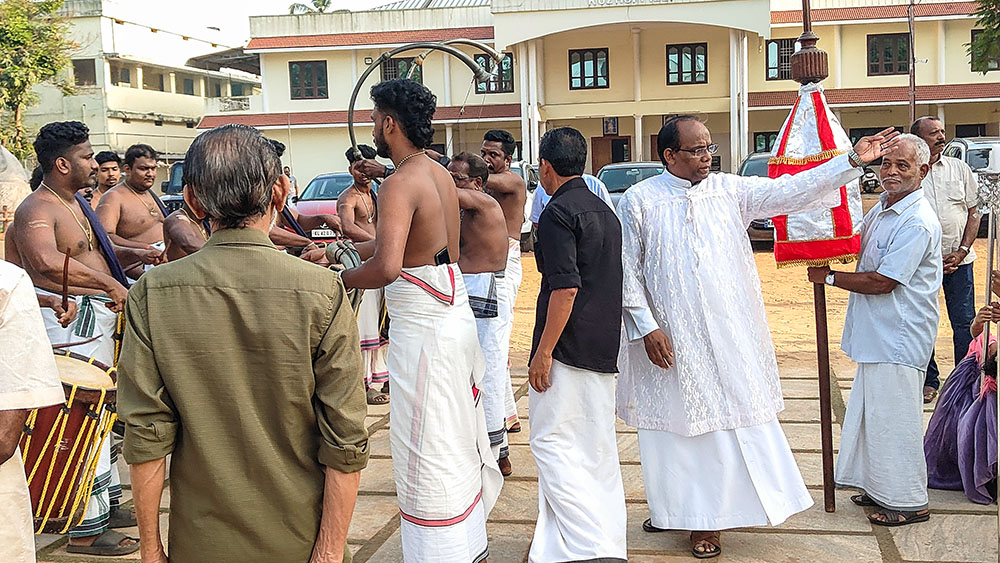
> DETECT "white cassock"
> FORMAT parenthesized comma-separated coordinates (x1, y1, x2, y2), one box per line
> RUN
(617, 154, 862, 529)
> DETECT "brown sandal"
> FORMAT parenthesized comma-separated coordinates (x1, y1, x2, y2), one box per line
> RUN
(690, 531, 721, 559)
(868, 508, 930, 527)
(366, 387, 389, 405)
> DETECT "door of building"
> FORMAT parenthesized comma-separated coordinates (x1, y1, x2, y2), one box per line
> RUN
(592, 136, 631, 173)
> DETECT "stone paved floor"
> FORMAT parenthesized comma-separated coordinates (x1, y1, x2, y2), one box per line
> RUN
(34, 360, 999, 562)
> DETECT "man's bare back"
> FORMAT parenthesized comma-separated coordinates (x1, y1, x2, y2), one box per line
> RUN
(96, 183, 165, 245)
(485, 170, 525, 240)
(390, 158, 459, 267)
(457, 189, 508, 274)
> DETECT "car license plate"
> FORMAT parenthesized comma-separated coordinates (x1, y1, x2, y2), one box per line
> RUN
(311, 229, 337, 238)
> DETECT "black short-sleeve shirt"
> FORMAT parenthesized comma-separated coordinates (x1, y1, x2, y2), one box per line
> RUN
(530, 176, 623, 373)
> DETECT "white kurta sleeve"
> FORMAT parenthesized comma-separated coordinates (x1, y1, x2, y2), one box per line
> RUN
(619, 194, 659, 341)
(736, 153, 863, 226)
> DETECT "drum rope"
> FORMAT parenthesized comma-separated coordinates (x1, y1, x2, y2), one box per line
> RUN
(21, 410, 38, 464)
(58, 391, 114, 534)
(33, 387, 77, 517)
(42, 404, 96, 528)
(53, 401, 104, 527)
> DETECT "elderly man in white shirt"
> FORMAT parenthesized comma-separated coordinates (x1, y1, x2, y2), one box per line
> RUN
(808, 134, 941, 528)
(618, 115, 900, 558)
(909, 116, 980, 403)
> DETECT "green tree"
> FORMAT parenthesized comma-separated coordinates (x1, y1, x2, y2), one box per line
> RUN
(288, 0, 332, 15)
(0, 0, 73, 160)
(968, 0, 1000, 74)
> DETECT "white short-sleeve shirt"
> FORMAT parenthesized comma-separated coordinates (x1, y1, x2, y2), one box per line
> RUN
(920, 155, 979, 265)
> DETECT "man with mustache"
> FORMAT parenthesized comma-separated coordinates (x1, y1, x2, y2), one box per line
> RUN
(910, 116, 980, 404)
(809, 134, 941, 527)
(92, 151, 122, 209)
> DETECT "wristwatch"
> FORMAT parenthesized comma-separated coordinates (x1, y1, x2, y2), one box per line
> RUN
(847, 149, 865, 169)
(825, 271, 836, 287)
(959, 245, 971, 254)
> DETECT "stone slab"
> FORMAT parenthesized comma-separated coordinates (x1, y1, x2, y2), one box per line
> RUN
(719, 530, 882, 562)
(368, 428, 391, 458)
(348, 495, 400, 543)
(781, 422, 841, 451)
(624, 503, 690, 553)
(507, 419, 531, 444)
(928, 487, 999, 515)
(779, 378, 824, 398)
(366, 400, 390, 417)
(890, 513, 998, 562)
(507, 444, 538, 479)
(366, 528, 402, 562)
(748, 490, 872, 533)
(617, 432, 641, 464)
(792, 451, 825, 488)
(485, 522, 534, 562)
(621, 463, 647, 502)
(359, 458, 397, 494)
(516, 395, 530, 421)
(34, 534, 63, 552)
(778, 398, 822, 423)
(489, 480, 539, 522)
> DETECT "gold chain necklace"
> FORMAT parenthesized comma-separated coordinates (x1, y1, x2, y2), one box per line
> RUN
(396, 149, 426, 169)
(125, 181, 159, 217)
(42, 182, 93, 251)
(353, 184, 375, 224)
(181, 207, 208, 240)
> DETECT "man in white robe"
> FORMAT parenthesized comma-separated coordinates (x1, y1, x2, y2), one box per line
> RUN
(0, 262, 68, 563)
(808, 134, 940, 526)
(617, 116, 900, 558)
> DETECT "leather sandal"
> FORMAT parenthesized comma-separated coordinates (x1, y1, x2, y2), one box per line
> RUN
(690, 530, 722, 559)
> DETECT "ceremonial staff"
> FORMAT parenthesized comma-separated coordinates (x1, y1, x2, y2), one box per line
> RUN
(788, 0, 837, 513)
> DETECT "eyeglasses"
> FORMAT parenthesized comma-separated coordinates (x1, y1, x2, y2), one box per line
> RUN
(674, 144, 718, 157)
(451, 174, 471, 182)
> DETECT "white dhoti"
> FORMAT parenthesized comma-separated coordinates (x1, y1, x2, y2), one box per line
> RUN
(357, 287, 389, 391)
(503, 238, 522, 429)
(0, 447, 38, 563)
(384, 264, 503, 562)
(37, 288, 121, 537)
(464, 271, 510, 461)
(529, 360, 627, 562)
(639, 419, 812, 530)
(836, 362, 928, 510)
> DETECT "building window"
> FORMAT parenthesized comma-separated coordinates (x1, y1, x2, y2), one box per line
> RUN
(765, 39, 795, 81)
(231, 83, 244, 96)
(956, 124, 987, 137)
(182, 78, 195, 96)
(72, 59, 97, 86)
(569, 48, 609, 90)
(289, 61, 329, 100)
(971, 30, 1000, 71)
(867, 33, 910, 76)
(214, 83, 222, 97)
(754, 132, 779, 153)
(666, 43, 707, 85)
(381, 57, 422, 83)
(475, 53, 514, 94)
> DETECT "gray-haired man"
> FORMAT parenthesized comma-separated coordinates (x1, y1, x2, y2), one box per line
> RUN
(119, 124, 369, 563)
(808, 134, 941, 527)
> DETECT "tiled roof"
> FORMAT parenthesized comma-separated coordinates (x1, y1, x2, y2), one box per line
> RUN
(198, 103, 521, 129)
(771, 2, 978, 24)
(246, 26, 494, 50)
(749, 82, 1000, 107)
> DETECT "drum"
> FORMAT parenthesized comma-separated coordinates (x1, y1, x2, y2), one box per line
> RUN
(19, 351, 117, 534)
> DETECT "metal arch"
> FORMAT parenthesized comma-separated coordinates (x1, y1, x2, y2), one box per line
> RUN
(404, 38, 504, 80)
(346, 41, 499, 160)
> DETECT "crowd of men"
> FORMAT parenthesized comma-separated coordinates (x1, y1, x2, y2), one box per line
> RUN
(0, 73, 992, 563)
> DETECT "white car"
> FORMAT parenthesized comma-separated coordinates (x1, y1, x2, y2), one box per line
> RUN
(510, 161, 539, 251)
(943, 137, 1000, 237)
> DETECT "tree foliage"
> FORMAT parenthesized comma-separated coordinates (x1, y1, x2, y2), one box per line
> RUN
(0, 0, 74, 160)
(968, 0, 1000, 74)
(288, 0, 332, 15)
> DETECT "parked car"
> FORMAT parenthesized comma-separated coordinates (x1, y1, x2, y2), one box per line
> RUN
(739, 153, 774, 242)
(160, 161, 185, 213)
(943, 137, 1000, 237)
(596, 161, 664, 210)
(510, 161, 539, 252)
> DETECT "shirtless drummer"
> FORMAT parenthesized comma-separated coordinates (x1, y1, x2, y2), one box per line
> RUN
(340, 79, 502, 561)
(96, 144, 166, 278)
(4, 121, 140, 557)
(449, 151, 515, 477)
(338, 144, 389, 405)
(481, 129, 526, 434)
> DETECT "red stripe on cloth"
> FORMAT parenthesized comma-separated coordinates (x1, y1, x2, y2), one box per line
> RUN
(770, 95, 802, 243)
(812, 91, 837, 152)
(811, 92, 855, 238)
(775, 234, 861, 263)
(400, 490, 483, 527)
(399, 267, 455, 305)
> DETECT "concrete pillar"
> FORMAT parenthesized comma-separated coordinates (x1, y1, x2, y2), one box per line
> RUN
(199, 77, 207, 97)
(535, 39, 545, 107)
(528, 40, 540, 163)
(937, 104, 946, 125)
(632, 28, 642, 103)
(135, 66, 144, 90)
(937, 21, 947, 85)
(100, 59, 111, 88)
(446, 123, 454, 155)
(518, 42, 530, 162)
(351, 51, 358, 89)
(634, 115, 644, 162)
(833, 25, 842, 90)
(168, 72, 176, 93)
(729, 30, 749, 173)
(443, 55, 452, 107)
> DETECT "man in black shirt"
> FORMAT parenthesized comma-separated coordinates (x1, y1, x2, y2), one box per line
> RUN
(527, 126, 626, 563)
